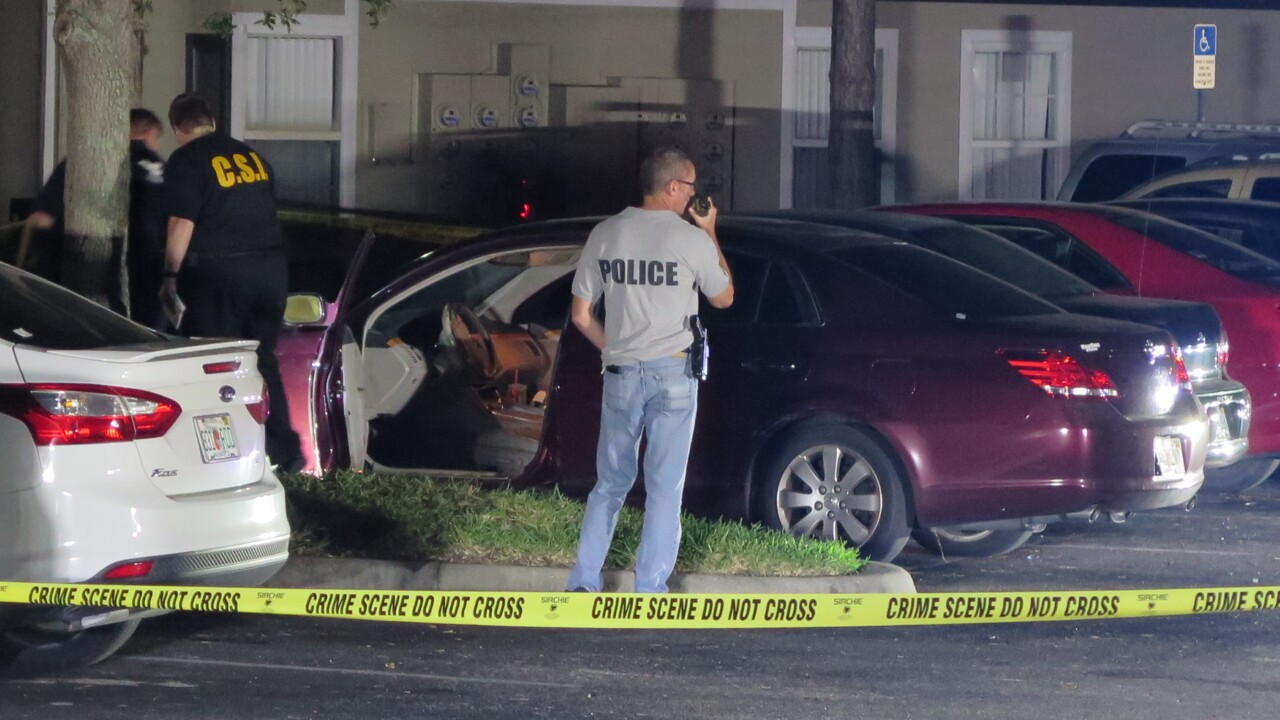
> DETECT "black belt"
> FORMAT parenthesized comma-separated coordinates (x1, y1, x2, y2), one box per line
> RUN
(605, 352, 688, 374)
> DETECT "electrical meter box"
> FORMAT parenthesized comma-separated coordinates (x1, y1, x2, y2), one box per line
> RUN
(619, 77, 736, 210)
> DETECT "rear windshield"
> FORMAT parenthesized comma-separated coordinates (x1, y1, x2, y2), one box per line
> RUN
(1097, 209, 1280, 281)
(827, 245, 1060, 320)
(912, 225, 1098, 299)
(0, 265, 166, 349)
(1071, 154, 1187, 202)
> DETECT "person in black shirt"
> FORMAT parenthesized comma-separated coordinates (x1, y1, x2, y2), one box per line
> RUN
(17, 109, 167, 321)
(126, 109, 169, 329)
(162, 93, 304, 473)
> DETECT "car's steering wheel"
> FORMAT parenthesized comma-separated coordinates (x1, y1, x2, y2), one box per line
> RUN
(442, 302, 499, 382)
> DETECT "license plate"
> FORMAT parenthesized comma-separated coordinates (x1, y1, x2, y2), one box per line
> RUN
(1154, 435, 1185, 478)
(195, 414, 240, 463)
(1206, 405, 1232, 443)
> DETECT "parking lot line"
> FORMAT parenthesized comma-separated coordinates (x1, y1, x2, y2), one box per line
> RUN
(1045, 543, 1255, 557)
(126, 656, 579, 689)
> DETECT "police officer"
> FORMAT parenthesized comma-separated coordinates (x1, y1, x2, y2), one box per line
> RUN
(125, 108, 168, 329)
(17, 108, 167, 322)
(161, 93, 304, 473)
(565, 147, 734, 594)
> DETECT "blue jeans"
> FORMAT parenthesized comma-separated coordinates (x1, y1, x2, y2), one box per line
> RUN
(568, 356, 698, 593)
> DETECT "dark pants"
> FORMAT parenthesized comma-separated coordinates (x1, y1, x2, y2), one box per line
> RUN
(180, 251, 303, 469)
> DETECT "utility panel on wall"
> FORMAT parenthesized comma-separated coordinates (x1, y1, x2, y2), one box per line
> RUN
(621, 77, 736, 210)
(404, 46, 736, 223)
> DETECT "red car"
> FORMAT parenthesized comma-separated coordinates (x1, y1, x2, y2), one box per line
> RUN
(889, 202, 1280, 490)
(270, 215, 1208, 562)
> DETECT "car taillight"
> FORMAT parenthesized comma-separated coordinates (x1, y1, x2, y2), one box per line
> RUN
(1000, 350, 1120, 399)
(246, 382, 269, 424)
(102, 560, 154, 580)
(1216, 337, 1229, 370)
(0, 384, 181, 445)
(1172, 346, 1191, 386)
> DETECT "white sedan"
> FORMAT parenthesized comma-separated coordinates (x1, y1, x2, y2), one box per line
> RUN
(0, 263, 290, 672)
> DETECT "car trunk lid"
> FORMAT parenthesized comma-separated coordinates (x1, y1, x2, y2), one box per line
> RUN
(985, 313, 1191, 420)
(12, 338, 269, 496)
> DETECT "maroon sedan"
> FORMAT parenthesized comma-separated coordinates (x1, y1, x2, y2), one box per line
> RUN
(276, 216, 1207, 561)
(891, 203, 1280, 491)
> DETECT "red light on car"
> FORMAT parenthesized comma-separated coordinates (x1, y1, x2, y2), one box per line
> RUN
(1172, 347, 1191, 385)
(1216, 338, 1229, 370)
(519, 203, 533, 220)
(0, 384, 182, 445)
(102, 560, 154, 580)
(246, 383, 269, 424)
(203, 361, 241, 374)
(999, 350, 1120, 399)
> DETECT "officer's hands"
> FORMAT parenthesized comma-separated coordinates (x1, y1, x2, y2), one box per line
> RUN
(689, 197, 717, 232)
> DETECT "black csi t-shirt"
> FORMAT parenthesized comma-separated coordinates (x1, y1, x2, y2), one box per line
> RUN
(165, 133, 284, 259)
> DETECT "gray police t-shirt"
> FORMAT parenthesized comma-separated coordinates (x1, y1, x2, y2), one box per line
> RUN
(572, 206, 730, 367)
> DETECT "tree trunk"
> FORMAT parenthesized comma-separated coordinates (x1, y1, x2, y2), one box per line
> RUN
(828, 0, 878, 209)
(55, 0, 136, 313)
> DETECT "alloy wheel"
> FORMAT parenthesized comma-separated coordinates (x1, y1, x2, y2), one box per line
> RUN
(773, 443, 884, 546)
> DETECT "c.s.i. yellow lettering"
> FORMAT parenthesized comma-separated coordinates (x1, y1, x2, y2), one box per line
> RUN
(212, 152, 269, 188)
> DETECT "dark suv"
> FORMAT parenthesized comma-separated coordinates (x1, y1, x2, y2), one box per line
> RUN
(1057, 120, 1280, 202)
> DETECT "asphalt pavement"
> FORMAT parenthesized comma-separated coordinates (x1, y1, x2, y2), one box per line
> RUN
(5, 482, 1280, 719)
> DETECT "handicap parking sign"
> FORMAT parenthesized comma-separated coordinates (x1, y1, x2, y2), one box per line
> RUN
(1193, 24, 1217, 89)
(1195, 24, 1217, 57)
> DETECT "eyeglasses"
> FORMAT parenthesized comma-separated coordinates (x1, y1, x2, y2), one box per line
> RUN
(674, 179, 698, 190)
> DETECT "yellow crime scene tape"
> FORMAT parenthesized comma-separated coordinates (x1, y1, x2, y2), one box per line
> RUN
(5, 581, 1280, 629)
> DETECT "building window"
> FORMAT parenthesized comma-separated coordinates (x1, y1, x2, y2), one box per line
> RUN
(231, 11, 357, 207)
(960, 30, 1072, 201)
(791, 27, 898, 208)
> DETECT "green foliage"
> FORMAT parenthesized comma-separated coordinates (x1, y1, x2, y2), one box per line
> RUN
(203, 2, 390, 37)
(364, 0, 394, 28)
(279, 471, 866, 576)
(202, 13, 235, 39)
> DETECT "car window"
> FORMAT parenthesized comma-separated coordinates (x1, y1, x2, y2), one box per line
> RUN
(826, 245, 1060, 320)
(282, 221, 441, 301)
(1071, 154, 1186, 202)
(1143, 179, 1232, 199)
(1250, 177, 1280, 202)
(700, 252, 766, 326)
(756, 264, 806, 325)
(961, 221, 1134, 292)
(911, 225, 1097, 299)
(1096, 208, 1280, 281)
(0, 265, 166, 349)
(364, 254, 525, 349)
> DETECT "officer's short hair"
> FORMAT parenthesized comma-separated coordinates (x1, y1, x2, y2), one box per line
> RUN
(168, 94, 215, 134)
(639, 147, 692, 197)
(130, 108, 162, 135)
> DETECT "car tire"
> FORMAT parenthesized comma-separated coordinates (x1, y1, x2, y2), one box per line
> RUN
(754, 423, 910, 562)
(0, 618, 141, 675)
(911, 527, 1033, 558)
(1202, 456, 1280, 494)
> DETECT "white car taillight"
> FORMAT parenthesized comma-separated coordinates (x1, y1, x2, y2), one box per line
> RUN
(999, 350, 1120, 399)
(0, 383, 182, 445)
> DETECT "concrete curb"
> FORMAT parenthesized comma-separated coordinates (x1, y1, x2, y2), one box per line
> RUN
(269, 556, 916, 594)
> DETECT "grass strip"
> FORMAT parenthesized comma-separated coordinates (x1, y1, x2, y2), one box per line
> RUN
(281, 471, 865, 577)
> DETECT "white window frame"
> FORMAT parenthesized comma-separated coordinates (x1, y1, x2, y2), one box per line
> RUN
(792, 26, 898, 205)
(959, 29, 1072, 201)
(230, 2, 360, 207)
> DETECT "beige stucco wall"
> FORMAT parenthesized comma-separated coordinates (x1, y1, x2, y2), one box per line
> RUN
(356, 2, 784, 211)
(800, 1, 1280, 202)
(1, 1, 46, 218)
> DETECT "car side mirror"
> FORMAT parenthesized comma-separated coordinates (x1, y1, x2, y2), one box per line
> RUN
(284, 293, 328, 325)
